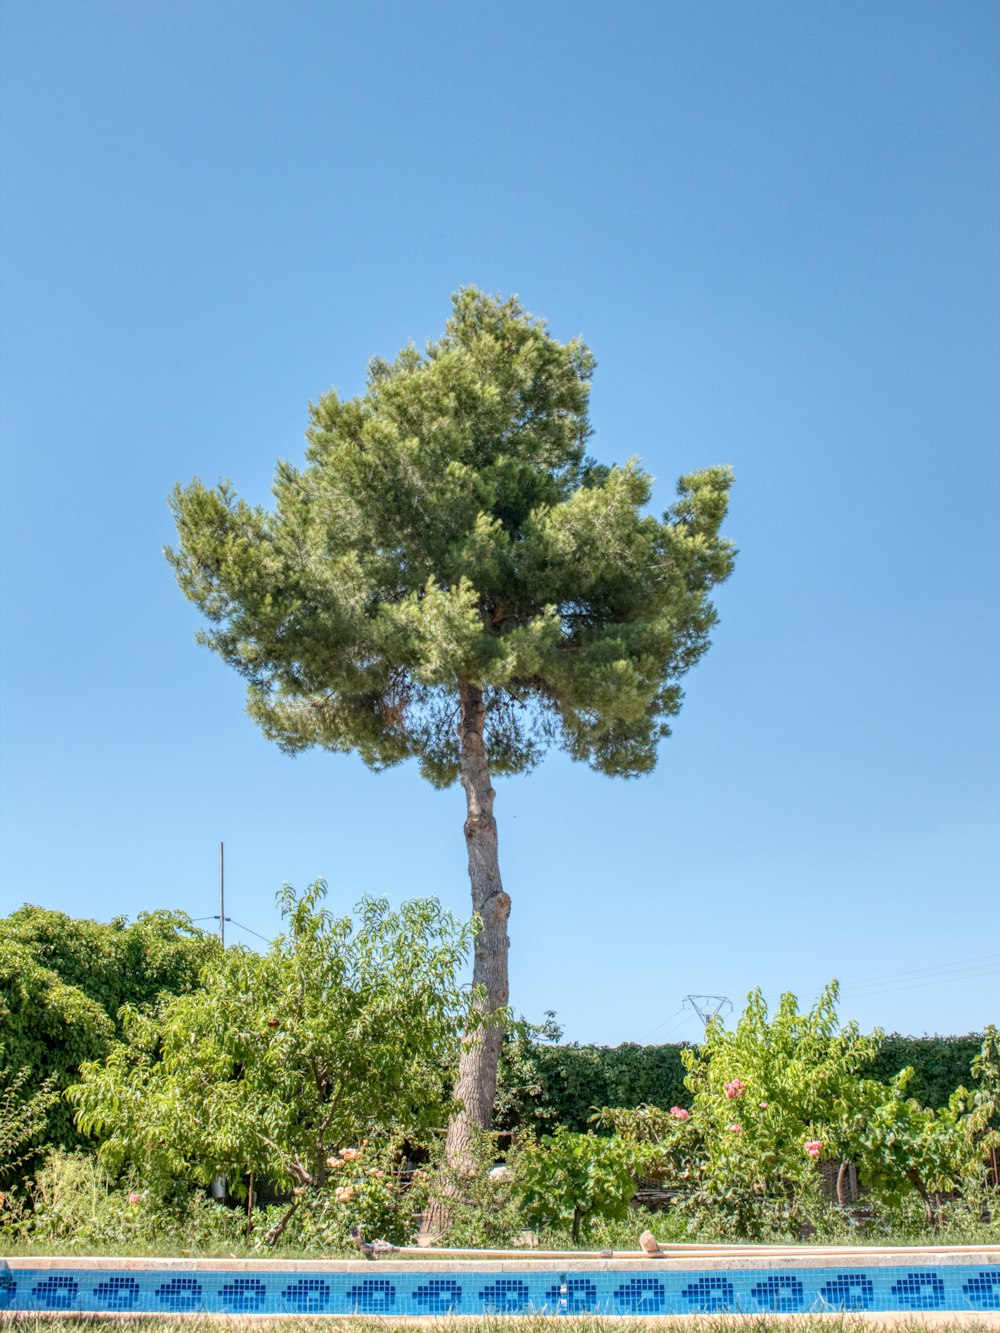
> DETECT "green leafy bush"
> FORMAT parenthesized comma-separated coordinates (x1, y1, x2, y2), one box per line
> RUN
(598, 985, 995, 1239)
(1, 1060, 58, 1183)
(288, 1140, 421, 1249)
(17, 1150, 246, 1251)
(519, 1127, 648, 1241)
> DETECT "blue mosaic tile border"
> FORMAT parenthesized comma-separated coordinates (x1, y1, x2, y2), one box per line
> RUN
(2, 1264, 999, 1315)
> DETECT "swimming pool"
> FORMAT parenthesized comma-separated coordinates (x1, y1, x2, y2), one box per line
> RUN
(5, 1251, 999, 1315)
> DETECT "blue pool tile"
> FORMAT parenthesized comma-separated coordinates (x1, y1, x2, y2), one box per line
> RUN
(545, 1275, 599, 1313)
(479, 1277, 531, 1312)
(820, 1271, 875, 1310)
(281, 1276, 331, 1312)
(6, 1260, 999, 1315)
(414, 1276, 464, 1313)
(892, 1270, 946, 1309)
(155, 1275, 204, 1311)
(965, 1270, 1000, 1310)
(31, 1276, 79, 1310)
(0, 1273, 16, 1310)
(681, 1274, 736, 1312)
(346, 1277, 396, 1313)
(219, 1276, 267, 1312)
(750, 1274, 805, 1311)
(93, 1275, 140, 1311)
(614, 1276, 667, 1313)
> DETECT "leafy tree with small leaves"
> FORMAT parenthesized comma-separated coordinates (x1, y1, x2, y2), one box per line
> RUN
(0, 906, 220, 1151)
(68, 884, 471, 1243)
(167, 288, 735, 1189)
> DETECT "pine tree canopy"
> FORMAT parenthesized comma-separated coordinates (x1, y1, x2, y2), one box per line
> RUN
(167, 288, 735, 787)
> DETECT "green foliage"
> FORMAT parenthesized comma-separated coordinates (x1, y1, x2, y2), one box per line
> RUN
(968, 1025, 1000, 1156)
(595, 984, 994, 1239)
(494, 1013, 564, 1134)
(496, 1030, 989, 1135)
(849, 1079, 977, 1221)
(16, 1150, 246, 1251)
(681, 983, 882, 1203)
(287, 1140, 421, 1249)
(0, 943, 116, 1150)
(866, 1033, 986, 1109)
(0, 907, 220, 1151)
(3, 905, 219, 1023)
(168, 288, 734, 788)
(495, 1019, 690, 1135)
(0, 1061, 58, 1182)
(68, 883, 471, 1226)
(519, 1127, 648, 1242)
(422, 1128, 531, 1249)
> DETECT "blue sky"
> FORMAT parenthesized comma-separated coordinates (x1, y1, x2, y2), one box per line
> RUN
(2, 0, 997, 1045)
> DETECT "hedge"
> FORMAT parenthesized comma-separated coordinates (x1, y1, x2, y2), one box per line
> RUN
(499, 1032, 987, 1134)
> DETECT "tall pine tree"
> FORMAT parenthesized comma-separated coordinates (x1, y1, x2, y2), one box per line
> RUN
(167, 288, 735, 1199)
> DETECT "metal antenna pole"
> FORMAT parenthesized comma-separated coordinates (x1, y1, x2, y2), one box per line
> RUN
(220, 841, 225, 947)
(216, 842, 231, 946)
(683, 994, 732, 1031)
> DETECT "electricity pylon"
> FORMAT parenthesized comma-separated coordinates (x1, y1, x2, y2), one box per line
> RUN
(684, 994, 732, 1031)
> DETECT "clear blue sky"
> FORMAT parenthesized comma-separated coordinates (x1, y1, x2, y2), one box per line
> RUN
(2, 0, 997, 1045)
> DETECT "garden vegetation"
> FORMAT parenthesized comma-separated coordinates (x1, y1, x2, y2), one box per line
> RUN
(1, 900, 997, 1256)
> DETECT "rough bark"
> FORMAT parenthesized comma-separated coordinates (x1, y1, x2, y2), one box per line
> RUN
(423, 678, 511, 1235)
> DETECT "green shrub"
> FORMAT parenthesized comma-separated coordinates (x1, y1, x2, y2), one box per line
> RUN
(519, 1127, 649, 1242)
(284, 1140, 422, 1250)
(16, 1150, 246, 1250)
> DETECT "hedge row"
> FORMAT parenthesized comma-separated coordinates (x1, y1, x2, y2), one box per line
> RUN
(500, 1033, 986, 1134)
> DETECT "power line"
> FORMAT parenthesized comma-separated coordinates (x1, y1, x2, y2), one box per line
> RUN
(654, 1012, 701, 1042)
(831, 952, 1000, 993)
(642, 1008, 685, 1041)
(227, 918, 272, 945)
(840, 966, 999, 1004)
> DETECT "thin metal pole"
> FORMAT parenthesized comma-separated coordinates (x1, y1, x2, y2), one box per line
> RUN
(220, 841, 225, 948)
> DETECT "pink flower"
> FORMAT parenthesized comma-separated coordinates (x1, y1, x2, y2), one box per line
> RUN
(724, 1079, 746, 1100)
(727, 1123, 744, 1135)
(335, 1186, 356, 1202)
(127, 1192, 141, 1204)
(758, 1101, 769, 1109)
(805, 1139, 822, 1158)
(339, 1147, 360, 1160)
(670, 1106, 691, 1120)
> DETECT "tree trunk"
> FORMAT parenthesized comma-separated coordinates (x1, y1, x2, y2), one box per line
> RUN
(423, 679, 511, 1236)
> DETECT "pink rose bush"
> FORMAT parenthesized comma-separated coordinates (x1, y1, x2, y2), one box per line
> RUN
(670, 1106, 691, 1120)
(804, 1139, 823, 1158)
(294, 1143, 415, 1248)
(724, 1078, 746, 1100)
